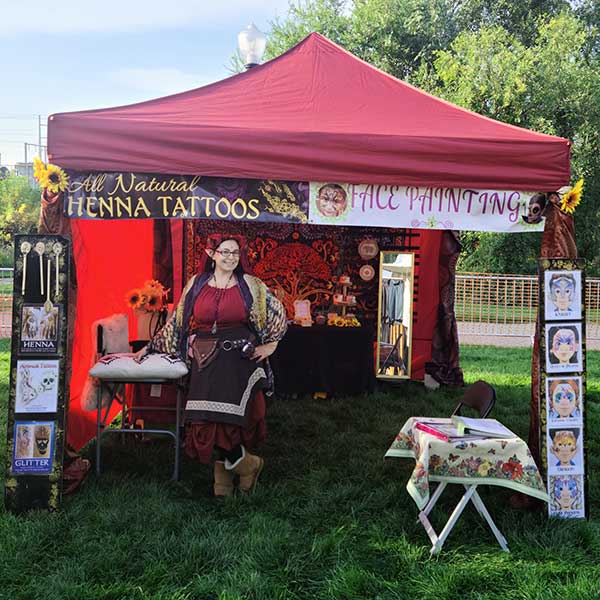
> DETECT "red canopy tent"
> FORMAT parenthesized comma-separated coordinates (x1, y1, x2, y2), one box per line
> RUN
(49, 33, 569, 188)
(46, 33, 570, 450)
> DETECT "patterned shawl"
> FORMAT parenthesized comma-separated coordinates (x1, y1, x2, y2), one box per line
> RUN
(147, 273, 288, 363)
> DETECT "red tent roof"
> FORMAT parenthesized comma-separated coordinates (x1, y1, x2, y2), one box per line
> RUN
(48, 32, 570, 189)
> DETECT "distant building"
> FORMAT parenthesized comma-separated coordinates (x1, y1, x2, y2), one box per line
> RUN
(14, 163, 37, 186)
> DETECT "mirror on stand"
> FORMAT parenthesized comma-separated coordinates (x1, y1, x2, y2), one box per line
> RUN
(376, 252, 414, 379)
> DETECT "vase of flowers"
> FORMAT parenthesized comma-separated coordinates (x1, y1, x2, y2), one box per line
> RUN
(125, 279, 170, 340)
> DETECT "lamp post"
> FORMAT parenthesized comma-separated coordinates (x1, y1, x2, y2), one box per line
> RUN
(237, 23, 267, 69)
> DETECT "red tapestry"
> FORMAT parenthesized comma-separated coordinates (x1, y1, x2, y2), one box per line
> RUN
(184, 221, 424, 323)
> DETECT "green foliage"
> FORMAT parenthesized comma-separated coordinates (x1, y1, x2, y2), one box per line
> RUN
(0, 175, 40, 266)
(266, 2, 600, 275)
(457, 231, 541, 274)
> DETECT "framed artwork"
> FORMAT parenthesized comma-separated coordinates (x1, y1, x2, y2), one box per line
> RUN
(547, 427, 584, 472)
(11, 421, 55, 475)
(545, 323, 583, 373)
(19, 304, 60, 353)
(549, 474, 585, 518)
(15, 359, 60, 413)
(293, 299, 312, 326)
(546, 376, 582, 424)
(543, 270, 582, 321)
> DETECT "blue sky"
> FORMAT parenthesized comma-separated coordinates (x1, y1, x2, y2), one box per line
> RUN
(0, 0, 291, 167)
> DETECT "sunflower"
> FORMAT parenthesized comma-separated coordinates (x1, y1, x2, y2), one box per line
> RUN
(143, 279, 164, 292)
(144, 293, 163, 312)
(559, 179, 584, 214)
(33, 157, 46, 182)
(40, 164, 69, 194)
(125, 288, 144, 309)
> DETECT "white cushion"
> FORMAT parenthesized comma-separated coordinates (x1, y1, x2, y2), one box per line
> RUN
(89, 353, 188, 382)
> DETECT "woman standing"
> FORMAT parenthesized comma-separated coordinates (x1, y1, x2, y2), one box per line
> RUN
(136, 234, 287, 496)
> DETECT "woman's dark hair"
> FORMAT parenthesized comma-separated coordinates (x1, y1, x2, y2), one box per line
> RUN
(202, 237, 246, 276)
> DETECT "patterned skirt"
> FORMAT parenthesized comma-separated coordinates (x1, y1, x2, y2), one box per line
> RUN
(184, 325, 267, 464)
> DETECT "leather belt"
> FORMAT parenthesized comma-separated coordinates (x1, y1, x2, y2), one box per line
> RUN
(219, 338, 249, 351)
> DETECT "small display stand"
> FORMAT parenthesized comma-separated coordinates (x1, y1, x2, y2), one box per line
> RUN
(332, 276, 357, 317)
(4, 234, 71, 513)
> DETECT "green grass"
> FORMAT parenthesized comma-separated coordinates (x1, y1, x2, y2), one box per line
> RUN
(1, 341, 600, 599)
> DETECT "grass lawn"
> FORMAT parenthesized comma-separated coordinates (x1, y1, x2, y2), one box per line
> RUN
(0, 341, 599, 599)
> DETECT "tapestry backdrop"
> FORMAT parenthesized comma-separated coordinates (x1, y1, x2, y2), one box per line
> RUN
(184, 221, 426, 328)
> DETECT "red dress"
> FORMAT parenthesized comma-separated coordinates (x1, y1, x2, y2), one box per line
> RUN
(185, 284, 267, 464)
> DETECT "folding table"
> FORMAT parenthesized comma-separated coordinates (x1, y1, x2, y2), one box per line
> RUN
(385, 417, 549, 555)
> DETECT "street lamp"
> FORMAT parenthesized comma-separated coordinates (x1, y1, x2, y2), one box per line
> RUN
(237, 23, 267, 69)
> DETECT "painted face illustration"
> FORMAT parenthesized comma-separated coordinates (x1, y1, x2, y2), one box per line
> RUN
(551, 329, 578, 363)
(551, 431, 578, 466)
(34, 426, 50, 456)
(317, 184, 347, 218)
(550, 275, 576, 311)
(554, 477, 578, 511)
(551, 382, 578, 418)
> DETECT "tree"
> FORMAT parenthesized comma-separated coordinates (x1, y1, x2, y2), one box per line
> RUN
(0, 175, 40, 266)
(431, 13, 600, 273)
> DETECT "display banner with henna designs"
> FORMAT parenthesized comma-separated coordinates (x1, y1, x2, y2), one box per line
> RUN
(63, 171, 309, 223)
(538, 258, 588, 520)
(4, 234, 70, 513)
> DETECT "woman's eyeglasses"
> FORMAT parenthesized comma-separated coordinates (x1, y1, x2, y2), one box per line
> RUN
(215, 249, 241, 258)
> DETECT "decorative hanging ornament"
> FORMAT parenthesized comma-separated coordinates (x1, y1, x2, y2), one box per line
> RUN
(34, 242, 46, 295)
(53, 242, 63, 299)
(20, 241, 31, 295)
(359, 264, 375, 282)
(44, 258, 53, 313)
(358, 238, 379, 261)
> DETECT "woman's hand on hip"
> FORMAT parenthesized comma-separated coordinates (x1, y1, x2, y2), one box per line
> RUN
(252, 341, 278, 362)
(133, 347, 149, 362)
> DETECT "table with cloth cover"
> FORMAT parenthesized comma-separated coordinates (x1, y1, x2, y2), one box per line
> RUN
(385, 417, 549, 554)
(270, 325, 375, 395)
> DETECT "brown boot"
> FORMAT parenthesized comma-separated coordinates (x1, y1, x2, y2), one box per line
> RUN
(226, 447, 264, 492)
(213, 461, 234, 497)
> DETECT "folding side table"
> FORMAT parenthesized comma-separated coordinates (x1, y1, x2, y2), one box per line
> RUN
(385, 417, 549, 555)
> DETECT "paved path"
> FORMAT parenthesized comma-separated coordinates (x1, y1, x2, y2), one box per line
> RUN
(459, 322, 600, 350)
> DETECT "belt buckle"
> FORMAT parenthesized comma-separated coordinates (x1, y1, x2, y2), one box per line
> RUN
(221, 340, 233, 351)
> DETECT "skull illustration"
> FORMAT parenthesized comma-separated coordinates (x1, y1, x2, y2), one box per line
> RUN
(39, 371, 56, 392)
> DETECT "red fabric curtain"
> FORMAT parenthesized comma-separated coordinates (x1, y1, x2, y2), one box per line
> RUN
(410, 230, 442, 379)
(67, 219, 154, 450)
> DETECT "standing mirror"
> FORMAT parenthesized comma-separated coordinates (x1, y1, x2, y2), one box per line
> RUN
(376, 252, 414, 379)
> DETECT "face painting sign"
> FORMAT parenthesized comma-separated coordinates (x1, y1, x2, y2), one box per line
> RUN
(64, 172, 309, 223)
(308, 182, 545, 233)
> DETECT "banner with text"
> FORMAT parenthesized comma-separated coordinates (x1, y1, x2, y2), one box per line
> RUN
(308, 182, 545, 233)
(64, 172, 309, 223)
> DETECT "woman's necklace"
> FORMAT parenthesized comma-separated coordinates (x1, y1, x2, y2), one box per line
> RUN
(211, 271, 234, 335)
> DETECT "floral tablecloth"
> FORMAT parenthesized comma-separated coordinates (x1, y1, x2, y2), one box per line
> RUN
(385, 417, 549, 510)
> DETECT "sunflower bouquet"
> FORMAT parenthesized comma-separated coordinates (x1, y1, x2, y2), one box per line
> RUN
(33, 157, 69, 194)
(327, 314, 361, 327)
(125, 279, 170, 312)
